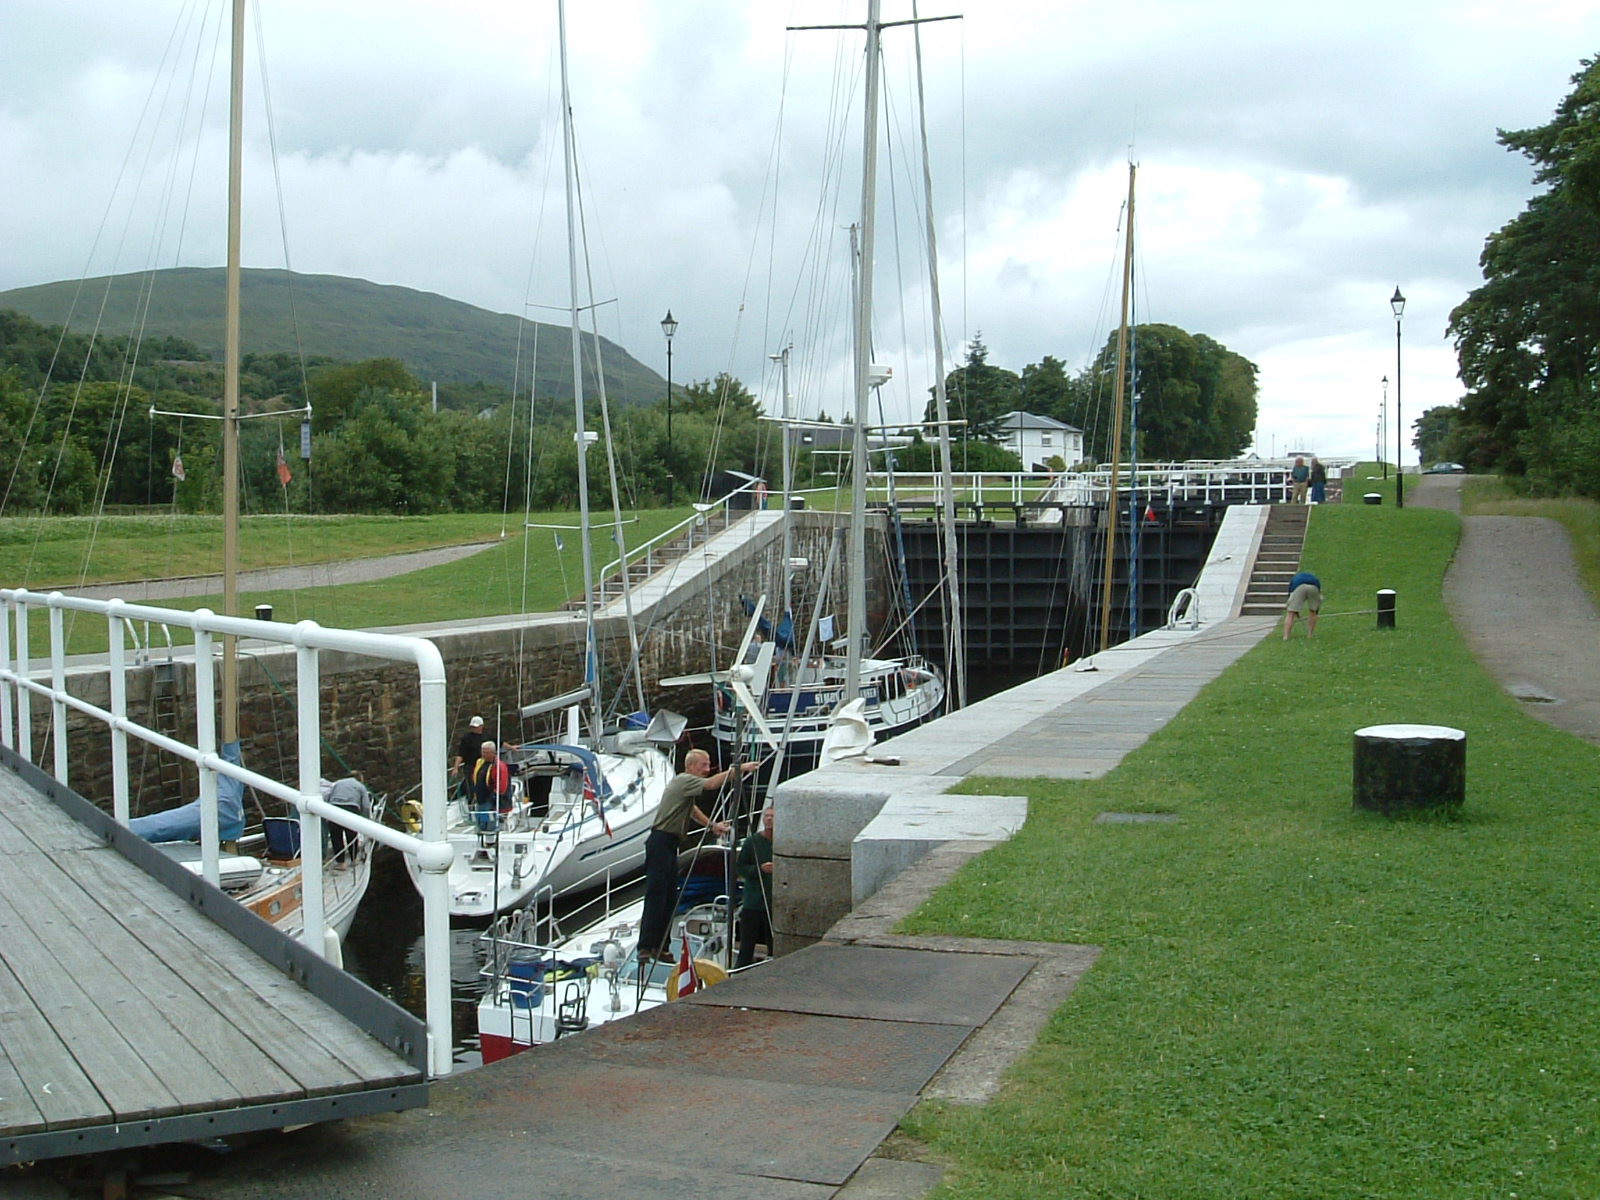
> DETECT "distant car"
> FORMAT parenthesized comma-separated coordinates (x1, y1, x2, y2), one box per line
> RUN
(1424, 462, 1466, 474)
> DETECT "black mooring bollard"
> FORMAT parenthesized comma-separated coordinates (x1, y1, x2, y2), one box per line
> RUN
(255, 604, 274, 622)
(1376, 589, 1396, 630)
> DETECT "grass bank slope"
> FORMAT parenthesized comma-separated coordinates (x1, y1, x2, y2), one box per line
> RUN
(902, 500, 1600, 1198)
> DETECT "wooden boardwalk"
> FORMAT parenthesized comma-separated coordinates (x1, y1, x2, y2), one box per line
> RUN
(0, 753, 426, 1165)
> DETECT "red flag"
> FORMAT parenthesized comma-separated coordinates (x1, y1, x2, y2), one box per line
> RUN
(276, 446, 293, 486)
(583, 773, 613, 837)
(675, 931, 700, 998)
(171, 455, 186, 482)
(1144, 504, 1158, 522)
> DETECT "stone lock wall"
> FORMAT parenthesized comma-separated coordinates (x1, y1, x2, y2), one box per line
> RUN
(25, 510, 881, 817)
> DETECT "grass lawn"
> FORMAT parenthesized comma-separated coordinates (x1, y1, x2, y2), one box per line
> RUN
(897, 491, 1600, 1197)
(1, 507, 696, 655)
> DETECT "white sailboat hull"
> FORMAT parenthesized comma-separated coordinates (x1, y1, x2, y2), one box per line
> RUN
(404, 743, 673, 920)
(713, 655, 945, 773)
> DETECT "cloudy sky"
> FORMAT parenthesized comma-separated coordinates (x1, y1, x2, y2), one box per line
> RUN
(3, 0, 1597, 463)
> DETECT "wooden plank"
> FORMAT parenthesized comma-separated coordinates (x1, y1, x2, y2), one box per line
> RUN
(0, 802, 36, 856)
(0, 862, 182, 1123)
(0, 906, 113, 1133)
(0, 773, 101, 853)
(10, 847, 284, 1112)
(68, 849, 415, 1090)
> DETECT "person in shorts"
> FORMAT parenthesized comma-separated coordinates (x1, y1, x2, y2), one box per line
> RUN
(1284, 570, 1322, 639)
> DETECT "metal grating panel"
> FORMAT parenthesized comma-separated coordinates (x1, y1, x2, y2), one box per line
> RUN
(689, 941, 1034, 1025)
(540, 1000, 973, 1094)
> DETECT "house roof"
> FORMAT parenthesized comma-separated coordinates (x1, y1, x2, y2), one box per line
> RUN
(996, 410, 1082, 433)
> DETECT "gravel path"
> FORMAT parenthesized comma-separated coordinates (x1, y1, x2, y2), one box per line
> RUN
(65, 542, 499, 603)
(1410, 474, 1600, 745)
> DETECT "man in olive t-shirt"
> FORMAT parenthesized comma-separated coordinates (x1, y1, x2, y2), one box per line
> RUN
(638, 748, 761, 962)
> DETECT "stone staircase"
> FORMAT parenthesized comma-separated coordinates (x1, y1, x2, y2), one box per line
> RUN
(564, 507, 757, 611)
(1240, 504, 1310, 615)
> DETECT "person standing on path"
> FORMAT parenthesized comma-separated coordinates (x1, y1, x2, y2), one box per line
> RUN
(1284, 570, 1322, 639)
(639, 749, 761, 962)
(1290, 457, 1310, 504)
(1309, 457, 1327, 503)
(736, 806, 775, 968)
(452, 715, 485, 798)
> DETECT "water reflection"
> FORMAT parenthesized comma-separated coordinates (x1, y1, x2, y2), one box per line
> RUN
(342, 852, 646, 1070)
(341, 854, 492, 1069)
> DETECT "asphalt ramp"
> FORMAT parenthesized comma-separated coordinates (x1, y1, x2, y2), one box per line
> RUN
(120, 938, 1040, 1199)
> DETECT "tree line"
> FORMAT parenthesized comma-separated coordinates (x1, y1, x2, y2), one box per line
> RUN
(0, 306, 1258, 517)
(1432, 55, 1600, 498)
(918, 328, 1258, 466)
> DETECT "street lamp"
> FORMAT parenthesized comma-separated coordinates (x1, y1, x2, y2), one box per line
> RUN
(661, 309, 678, 498)
(1380, 375, 1388, 479)
(1390, 288, 1406, 508)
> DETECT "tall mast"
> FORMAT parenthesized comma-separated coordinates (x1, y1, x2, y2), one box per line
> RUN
(556, 0, 601, 744)
(910, 2, 964, 710)
(1096, 161, 1135, 655)
(846, 0, 884, 703)
(221, 0, 245, 743)
(771, 344, 795, 621)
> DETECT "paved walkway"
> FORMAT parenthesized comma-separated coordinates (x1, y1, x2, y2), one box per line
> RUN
(1411, 474, 1600, 744)
(64, 543, 498, 603)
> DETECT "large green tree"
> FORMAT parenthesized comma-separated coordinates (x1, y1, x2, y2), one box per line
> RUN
(1449, 57, 1600, 494)
(1082, 324, 1257, 461)
(923, 336, 1020, 440)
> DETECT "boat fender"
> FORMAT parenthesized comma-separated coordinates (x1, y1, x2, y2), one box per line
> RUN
(323, 926, 343, 970)
(398, 799, 424, 832)
(667, 958, 729, 1001)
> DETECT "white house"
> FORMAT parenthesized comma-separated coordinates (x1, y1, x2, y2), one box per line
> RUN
(996, 411, 1083, 470)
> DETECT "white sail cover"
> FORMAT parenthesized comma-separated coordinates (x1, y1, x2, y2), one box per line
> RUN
(821, 698, 874, 762)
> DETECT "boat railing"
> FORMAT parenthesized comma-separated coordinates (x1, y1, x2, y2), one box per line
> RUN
(0, 587, 458, 1078)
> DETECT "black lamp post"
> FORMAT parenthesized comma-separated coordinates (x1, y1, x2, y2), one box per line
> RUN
(1380, 375, 1388, 479)
(1390, 288, 1406, 508)
(661, 309, 677, 498)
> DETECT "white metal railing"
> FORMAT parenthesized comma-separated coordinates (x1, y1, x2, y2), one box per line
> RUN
(873, 461, 1357, 509)
(597, 479, 766, 586)
(0, 588, 456, 1078)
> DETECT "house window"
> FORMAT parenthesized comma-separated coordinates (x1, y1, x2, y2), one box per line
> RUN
(1041, 434, 1052, 446)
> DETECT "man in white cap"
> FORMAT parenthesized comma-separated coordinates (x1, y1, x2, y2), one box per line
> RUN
(453, 715, 486, 797)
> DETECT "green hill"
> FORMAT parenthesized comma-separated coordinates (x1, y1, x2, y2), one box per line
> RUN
(0, 267, 667, 404)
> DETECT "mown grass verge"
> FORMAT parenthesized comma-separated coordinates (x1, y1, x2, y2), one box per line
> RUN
(898, 496, 1600, 1198)
(3, 508, 695, 655)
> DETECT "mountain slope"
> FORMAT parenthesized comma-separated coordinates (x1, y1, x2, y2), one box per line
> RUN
(0, 267, 667, 403)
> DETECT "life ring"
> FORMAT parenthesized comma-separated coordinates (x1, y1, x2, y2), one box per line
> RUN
(399, 799, 424, 833)
(667, 958, 729, 1001)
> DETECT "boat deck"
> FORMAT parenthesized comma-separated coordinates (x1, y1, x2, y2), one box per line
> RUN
(0, 752, 426, 1165)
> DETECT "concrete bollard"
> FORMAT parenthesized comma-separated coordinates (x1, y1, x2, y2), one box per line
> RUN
(1353, 724, 1465, 816)
(1376, 589, 1396, 630)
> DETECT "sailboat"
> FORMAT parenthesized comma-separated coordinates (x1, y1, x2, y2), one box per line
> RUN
(402, 0, 674, 922)
(474, 859, 735, 1062)
(130, 0, 378, 955)
(699, 0, 952, 777)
